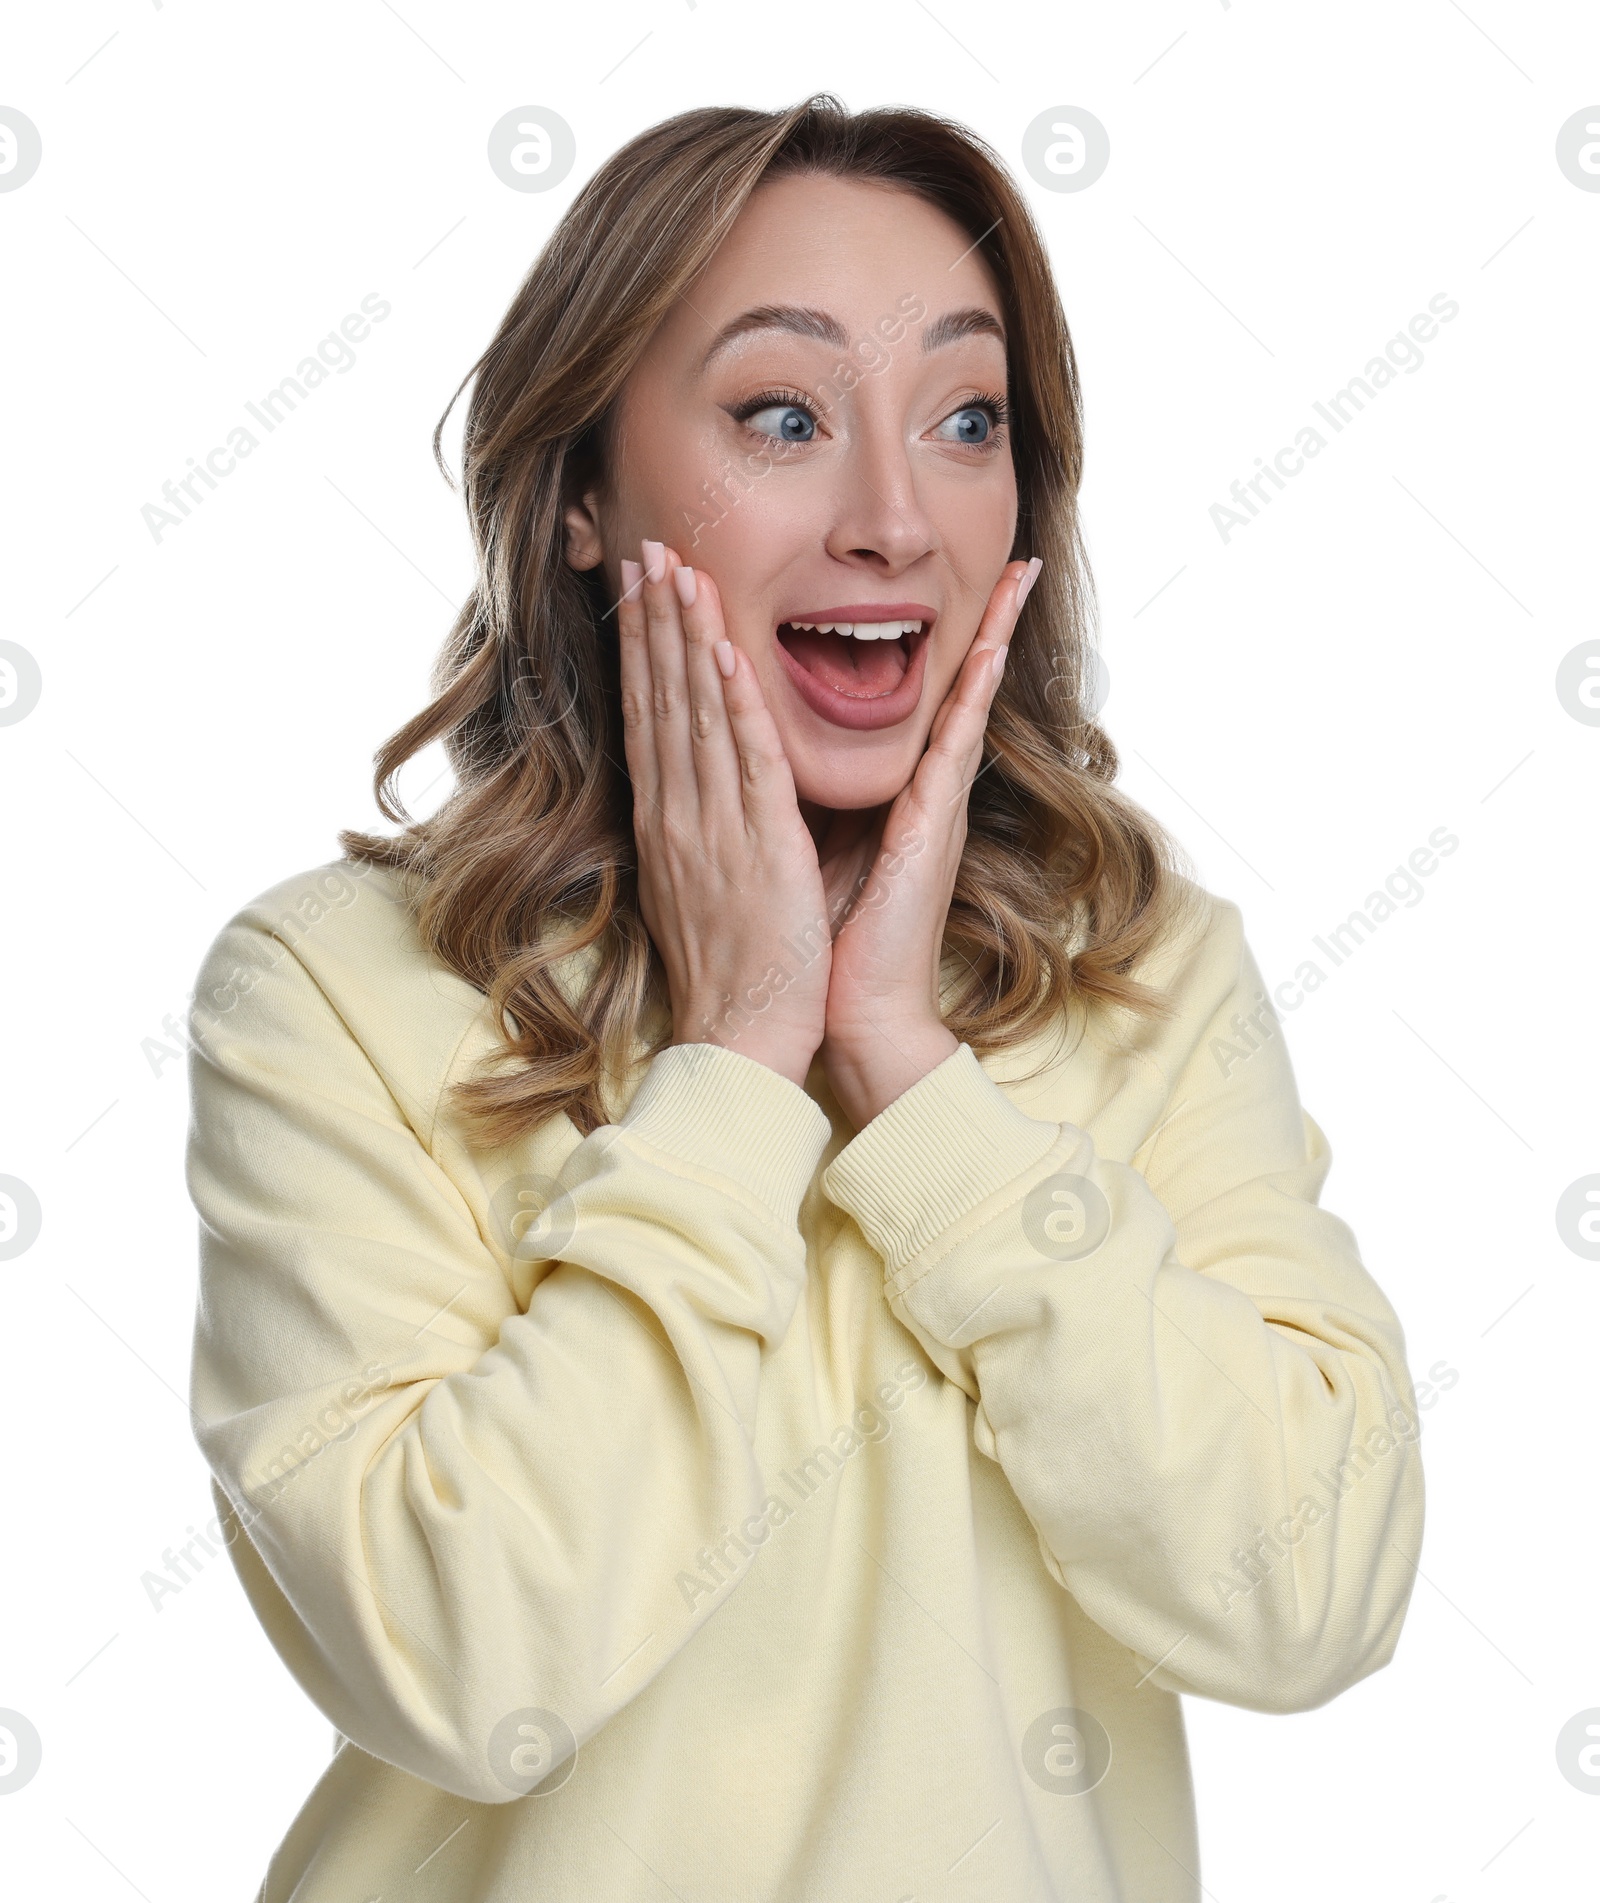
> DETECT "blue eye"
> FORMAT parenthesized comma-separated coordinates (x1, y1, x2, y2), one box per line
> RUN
(744, 402, 816, 442)
(936, 405, 997, 445)
(729, 387, 1008, 449)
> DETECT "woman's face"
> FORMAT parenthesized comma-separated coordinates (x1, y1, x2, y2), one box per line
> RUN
(564, 171, 1020, 819)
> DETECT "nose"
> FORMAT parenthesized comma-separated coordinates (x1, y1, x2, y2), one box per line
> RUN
(820, 412, 941, 576)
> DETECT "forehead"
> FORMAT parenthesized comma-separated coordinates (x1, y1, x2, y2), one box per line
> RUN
(670, 172, 1006, 355)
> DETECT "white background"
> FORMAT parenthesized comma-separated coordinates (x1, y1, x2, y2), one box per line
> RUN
(2, 3, 1597, 1898)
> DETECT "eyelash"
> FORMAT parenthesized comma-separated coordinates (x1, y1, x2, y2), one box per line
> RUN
(731, 385, 1011, 449)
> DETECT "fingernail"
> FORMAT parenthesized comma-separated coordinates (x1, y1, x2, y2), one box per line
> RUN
(1015, 556, 1043, 609)
(992, 646, 1008, 683)
(673, 565, 697, 607)
(714, 640, 736, 679)
(620, 558, 642, 595)
(642, 539, 665, 583)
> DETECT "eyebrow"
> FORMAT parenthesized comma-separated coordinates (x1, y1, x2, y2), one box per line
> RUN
(697, 303, 1006, 373)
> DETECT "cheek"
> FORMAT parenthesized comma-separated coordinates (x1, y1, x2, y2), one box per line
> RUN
(925, 638, 970, 710)
(932, 475, 1017, 647)
(607, 393, 735, 543)
(931, 463, 1017, 557)
(632, 426, 724, 524)
(686, 466, 822, 629)
(697, 434, 809, 517)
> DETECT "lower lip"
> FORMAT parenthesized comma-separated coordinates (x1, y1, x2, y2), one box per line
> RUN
(774, 627, 932, 731)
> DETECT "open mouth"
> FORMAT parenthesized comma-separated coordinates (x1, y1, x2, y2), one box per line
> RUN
(775, 618, 930, 700)
(771, 605, 938, 731)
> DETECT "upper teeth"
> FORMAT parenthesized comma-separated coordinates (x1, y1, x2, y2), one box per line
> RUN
(785, 619, 924, 640)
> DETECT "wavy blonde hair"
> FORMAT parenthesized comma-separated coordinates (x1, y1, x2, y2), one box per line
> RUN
(338, 94, 1209, 1145)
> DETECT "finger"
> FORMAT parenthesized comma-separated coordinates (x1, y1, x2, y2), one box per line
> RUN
(926, 557, 1036, 751)
(640, 538, 699, 818)
(615, 553, 661, 813)
(914, 624, 1015, 823)
(672, 561, 745, 822)
(965, 556, 1035, 675)
(707, 600, 809, 839)
(925, 616, 1007, 756)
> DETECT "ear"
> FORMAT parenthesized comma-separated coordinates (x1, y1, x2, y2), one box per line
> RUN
(562, 488, 605, 572)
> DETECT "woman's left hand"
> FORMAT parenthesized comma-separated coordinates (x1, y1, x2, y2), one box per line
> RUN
(819, 556, 1041, 1128)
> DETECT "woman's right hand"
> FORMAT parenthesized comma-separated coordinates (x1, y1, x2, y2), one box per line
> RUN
(618, 537, 832, 1089)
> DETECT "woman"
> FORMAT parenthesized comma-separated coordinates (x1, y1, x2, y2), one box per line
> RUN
(185, 95, 1425, 1902)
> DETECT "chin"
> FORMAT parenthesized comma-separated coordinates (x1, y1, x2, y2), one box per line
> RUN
(790, 752, 916, 813)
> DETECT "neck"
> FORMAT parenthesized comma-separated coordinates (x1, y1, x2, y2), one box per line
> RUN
(798, 799, 832, 850)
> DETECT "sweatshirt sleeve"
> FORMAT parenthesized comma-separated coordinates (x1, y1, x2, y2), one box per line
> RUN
(821, 900, 1425, 1716)
(185, 916, 832, 1804)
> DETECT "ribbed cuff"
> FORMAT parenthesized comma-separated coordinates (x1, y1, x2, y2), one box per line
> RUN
(616, 1041, 834, 1229)
(822, 1043, 1061, 1282)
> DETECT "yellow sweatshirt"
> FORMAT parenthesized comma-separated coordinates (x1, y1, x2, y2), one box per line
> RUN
(184, 857, 1424, 1903)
